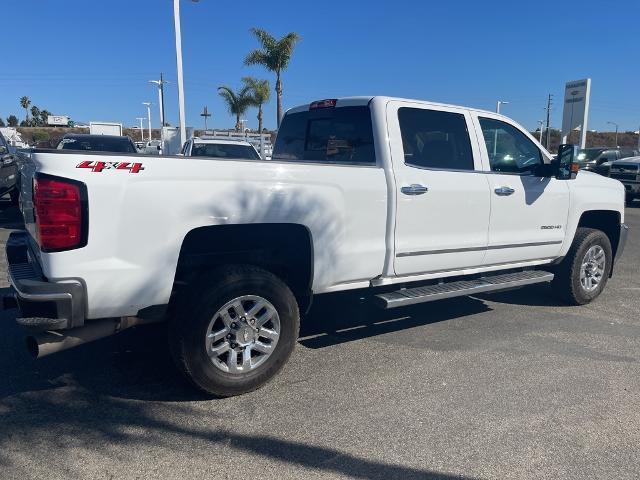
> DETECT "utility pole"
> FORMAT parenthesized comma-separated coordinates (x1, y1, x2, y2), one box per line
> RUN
(544, 94, 553, 149)
(200, 106, 211, 130)
(136, 117, 145, 141)
(143, 102, 152, 140)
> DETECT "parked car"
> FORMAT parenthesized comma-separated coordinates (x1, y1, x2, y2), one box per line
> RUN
(180, 137, 261, 160)
(5, 96, 627, 397)
(576, 147, 639, 175)
(608, 156, 640, 203)
(143, 140, 163, 155)
(0, 130, 18, 204)
(57, 134, 137, 153)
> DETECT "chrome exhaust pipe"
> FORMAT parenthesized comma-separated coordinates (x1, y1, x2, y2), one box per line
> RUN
(26, 316, 157, 359)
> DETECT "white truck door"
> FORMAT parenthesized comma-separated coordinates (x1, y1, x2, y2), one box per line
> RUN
(387, 101, 491, 276)
(471, 113, 570, 265)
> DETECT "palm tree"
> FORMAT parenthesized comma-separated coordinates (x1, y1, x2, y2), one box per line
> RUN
(30, 106, 41, 126)
(244, 28, 300, 128)
(20, 96, 31, 123)
(242, 76, 270, 133)
(217, 85, 251, 131)
(40, 109, 51, 126)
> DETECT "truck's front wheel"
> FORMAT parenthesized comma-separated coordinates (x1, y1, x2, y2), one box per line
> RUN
(552, 228, 612, 305)
(170, 265, 299, 397)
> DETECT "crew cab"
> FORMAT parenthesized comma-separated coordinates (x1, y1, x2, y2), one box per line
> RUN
(4, 96, 627, 397)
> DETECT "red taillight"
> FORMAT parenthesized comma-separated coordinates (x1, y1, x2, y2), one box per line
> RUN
(309, 99, 337, 110)
(33, 176, 85, 251)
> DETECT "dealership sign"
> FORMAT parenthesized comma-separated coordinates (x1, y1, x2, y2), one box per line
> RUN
(561, 78, 591, 148)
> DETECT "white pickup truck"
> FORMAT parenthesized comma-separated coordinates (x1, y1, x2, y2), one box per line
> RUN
(5, 96, 628, 397)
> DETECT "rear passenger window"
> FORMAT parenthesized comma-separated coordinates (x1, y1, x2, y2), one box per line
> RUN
(398, 108, 474, 171)
(273, 106, 375, 165)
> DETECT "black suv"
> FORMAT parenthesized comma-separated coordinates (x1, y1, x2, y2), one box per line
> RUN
(576, 147, 639, 175)
(0, 131, 18, 205)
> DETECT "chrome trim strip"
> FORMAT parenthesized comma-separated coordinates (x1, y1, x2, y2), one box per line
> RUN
(397, 240, 563, 257)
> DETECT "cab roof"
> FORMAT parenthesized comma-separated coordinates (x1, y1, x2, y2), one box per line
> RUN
(285, 96, 500, 117)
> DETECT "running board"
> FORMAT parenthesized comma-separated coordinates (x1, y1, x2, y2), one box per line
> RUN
(374, 271, 554, 309)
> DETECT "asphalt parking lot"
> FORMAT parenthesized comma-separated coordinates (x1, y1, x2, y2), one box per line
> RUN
(0, 197, 639, 480)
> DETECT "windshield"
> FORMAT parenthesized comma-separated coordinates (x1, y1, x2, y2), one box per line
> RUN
(58, 136, 136, 153)
(576, 149, 605, 163)
(191, 143, 261, 160)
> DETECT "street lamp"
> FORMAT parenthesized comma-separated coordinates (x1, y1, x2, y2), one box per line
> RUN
(607, 121, 619, 147)
(149, 74, 169, 127)
(537, 120, 544, 143)
(494, 101, 509, 157)
(143, 102, 153, 140)
(136, 117, 146, 141)
(173, 0, 199, 148)
(496, 100, 509, 114)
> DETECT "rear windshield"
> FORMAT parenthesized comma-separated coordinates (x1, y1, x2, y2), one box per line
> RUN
(191, 143, 260, 160)
(58, 136, 136, 153)
(273, 106, 375, 165)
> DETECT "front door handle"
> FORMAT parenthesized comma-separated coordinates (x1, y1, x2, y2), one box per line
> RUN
(401, 184, 429, 195)
(494, 186, 515, 196)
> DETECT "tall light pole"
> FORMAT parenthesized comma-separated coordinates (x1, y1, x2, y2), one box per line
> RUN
(496, 100, 509, 114)
(607, 121, 619, 147)
(537, 120, 544, 143)
(143, 102, 152, 140)
(149, 74, 169, 127)
(136, 117, 146, 141)
(173, 0, 198, 148)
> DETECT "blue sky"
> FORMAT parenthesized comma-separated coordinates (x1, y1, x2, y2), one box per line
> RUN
(2, 0, 639, 133)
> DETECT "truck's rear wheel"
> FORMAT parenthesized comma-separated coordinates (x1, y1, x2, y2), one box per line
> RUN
(170, 265, 299, 397)
(552, 228, 612, 305)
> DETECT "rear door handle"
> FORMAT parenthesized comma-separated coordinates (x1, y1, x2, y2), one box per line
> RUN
(401, 184, 429, 195)
(494, 186, 515, 196)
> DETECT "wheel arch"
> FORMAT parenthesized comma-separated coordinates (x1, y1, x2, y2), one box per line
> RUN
(576, 210, 621, 258)
(172, 223, 314, 312)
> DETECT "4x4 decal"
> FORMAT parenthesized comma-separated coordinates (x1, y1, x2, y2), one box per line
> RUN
(76, 161, 145, 173)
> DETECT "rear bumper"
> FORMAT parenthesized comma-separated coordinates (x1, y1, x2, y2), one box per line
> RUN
(4, 231, 85, 330)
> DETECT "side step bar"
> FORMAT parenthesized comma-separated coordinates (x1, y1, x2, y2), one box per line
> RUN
(375, 271, 554, 309)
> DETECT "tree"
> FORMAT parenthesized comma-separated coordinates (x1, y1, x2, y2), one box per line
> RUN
(242, 76, 270, 134)
(40, 109, 51, 126)
(30, 106, 41, 126)
(244, 28, 300, 128)
(0, 118, 4, 127)
(217, 85, 251, 131)
(19, 96, 31, 123)
(7, 115, 18, 127)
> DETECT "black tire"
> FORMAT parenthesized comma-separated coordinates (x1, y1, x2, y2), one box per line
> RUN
(552, 227, 612, 305)
(625, 193, 634, 205)
(169, 265, 299, 397)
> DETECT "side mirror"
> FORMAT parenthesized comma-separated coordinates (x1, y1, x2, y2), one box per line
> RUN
(556, 144, 579, 180)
